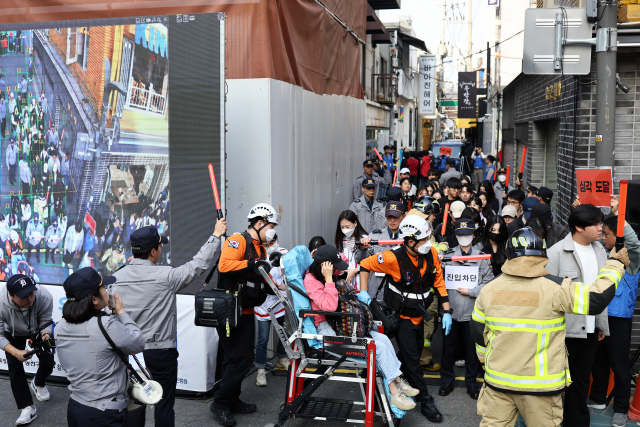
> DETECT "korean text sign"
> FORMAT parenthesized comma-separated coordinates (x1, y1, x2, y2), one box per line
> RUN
(440, 146, 453, 157)
(419, 56, 436, 116)
(444, 265, 479, 290)
(576, 168, 612, 207)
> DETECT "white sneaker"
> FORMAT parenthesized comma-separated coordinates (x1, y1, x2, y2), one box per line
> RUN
(30, 378, 50, 402)
(396, 378, 420, 397)
(455, 360, 465, 367)
(16, 406, 37, 425)
(390, 391, 416, 411)
(276, 357, 290, 371)
(256, 369, 267, 387)
(586, 397, 606, 410)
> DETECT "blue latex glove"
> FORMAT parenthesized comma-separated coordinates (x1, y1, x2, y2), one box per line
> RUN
(442, 313, 452, 335)
(357, 290, 372, 304)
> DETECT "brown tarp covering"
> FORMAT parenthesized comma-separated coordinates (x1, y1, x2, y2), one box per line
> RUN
(0, 0, 365, 98)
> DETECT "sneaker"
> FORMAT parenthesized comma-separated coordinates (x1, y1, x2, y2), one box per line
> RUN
(455, 360, 465, 367)
(16, 406, 37, 425)
(586, 396, 606, 410)
(396, 379, 420, 397)
(276, 357, 290, 371)
(612, 412, 627, 427)
(390, 391, 416, 411)
(30, 378, 50, 402)
(255, 369, 267, 387)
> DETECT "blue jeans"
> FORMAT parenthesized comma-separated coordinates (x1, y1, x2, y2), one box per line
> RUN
(255, 316, 286, 369)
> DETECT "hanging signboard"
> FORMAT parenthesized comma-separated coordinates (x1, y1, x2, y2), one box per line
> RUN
(458, 71, 477, 119)
(419, 55, 436, 117)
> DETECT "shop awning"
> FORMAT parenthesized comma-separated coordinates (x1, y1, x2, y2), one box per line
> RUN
(366, 4, 389, 35)
(398, 32, 428, 53)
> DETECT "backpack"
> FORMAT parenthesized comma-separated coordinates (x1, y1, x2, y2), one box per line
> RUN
(327, 280, 374, 338)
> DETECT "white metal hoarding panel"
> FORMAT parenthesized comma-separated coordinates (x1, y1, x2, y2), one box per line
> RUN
(419, 55, 436, 118)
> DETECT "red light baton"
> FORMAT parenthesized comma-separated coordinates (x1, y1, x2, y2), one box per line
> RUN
(506, 165, 510, 188)
(493, 167, 498, 182)
(616, 180, 628, 251)
(393, 170, 398, 186)
(208, 163, 224, 220)
(441, 203, 449, 236)
(373, 147, 383, 162)
(442, 254, 492, 262)
(519, 146, 527, 179)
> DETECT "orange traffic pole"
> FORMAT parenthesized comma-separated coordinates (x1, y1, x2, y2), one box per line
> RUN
(506, 165, 511, 188)
(519, 146, 528, 179)
(441, 203, 449, 236)
(616, 180, 628, 251)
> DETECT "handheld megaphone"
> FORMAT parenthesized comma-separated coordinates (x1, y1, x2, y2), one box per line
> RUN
(130, 379, 163, 405)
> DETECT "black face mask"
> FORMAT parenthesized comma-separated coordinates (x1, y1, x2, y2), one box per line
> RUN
(488, 232, 503, 242)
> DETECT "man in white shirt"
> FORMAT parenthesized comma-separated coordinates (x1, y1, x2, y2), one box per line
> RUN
(546, 204, 607, 427)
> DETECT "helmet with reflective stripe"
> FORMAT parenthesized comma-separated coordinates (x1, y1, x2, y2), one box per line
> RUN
(505, 227, 546, 260)
(399, 215, 432, 240)
(413, 196, 441, 216)
(247, 203, 280, 225)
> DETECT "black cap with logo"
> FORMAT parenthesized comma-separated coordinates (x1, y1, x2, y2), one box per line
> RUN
(363, 159, 375, 167)
(385, 201, 406, 218)
(7, 274, 38, 298)
(362, 178, 376, 189)
(130, 226, 169, 251)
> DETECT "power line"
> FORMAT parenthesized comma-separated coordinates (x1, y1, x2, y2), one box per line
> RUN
(443, 29, 524, 65)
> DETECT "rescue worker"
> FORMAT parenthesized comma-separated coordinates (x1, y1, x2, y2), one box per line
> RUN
(112, 220, 226, 427)
(358, 215, 452, 422)
(349, 178, 386, 234)
(0, 274, 55, 425)
(471, 227, 629, 426)
(213, 203, 279, 426)
(353, 159, 391, 201)
(55, 267, 145, 427)
(438, 219, 493, 399)
(356, 201, 407, 300)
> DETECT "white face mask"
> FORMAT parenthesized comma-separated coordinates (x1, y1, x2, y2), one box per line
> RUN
(266, 242, 279, 255)
(498, 175, 506, 183)
(417, 240, 432, 254)
(342, 227, 355, 238)
(456, 235, 474, 247)
(522, 216, 528, 224)
(265, 228, 277, 242)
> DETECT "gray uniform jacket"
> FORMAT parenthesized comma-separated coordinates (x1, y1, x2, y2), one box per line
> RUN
(441, 245, 494, 322)
(439, 168, 462, 186)
(55, 313, 145, 411)
(112, 235, 220, 350)
(354, 227, 401, 300)
(353, 171, 392, 201)
(546, 233, 608, 337)
(349, 198, 387, 236)
(0, 286, 53, 350)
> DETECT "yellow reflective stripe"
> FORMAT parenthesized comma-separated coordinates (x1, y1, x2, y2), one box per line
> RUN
(573, 282, 590, 315)
(485, 366, 566, 389)
(423, 339, 431, 348)
(597, 270, 622, 290)
(472, 306, 486, 323)
(535, 332, 550, 377)
(485, 329, 496, 369)
(475, 343, 486, 354)
(484, 316, 565, 333)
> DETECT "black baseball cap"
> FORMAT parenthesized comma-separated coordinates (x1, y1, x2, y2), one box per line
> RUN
(7, 274, 37, 298)
(385, 201, 406, 218)
(455, 218, 475, 235)
(63, 267, 116, 302)
(362, 178, 376, 189)
(130, 226, 168, 251)
(522, 197, 540, 220)
(497, 167, 506, 174)
(363, 159, 375, 167)
(313, 245, 349, 271)
(538, 187, 553, 203)
(446, 157, 456, 166)
(530, 203, 553, 227)
(526, 185, 538, 195)
(386, 186, 402, 201)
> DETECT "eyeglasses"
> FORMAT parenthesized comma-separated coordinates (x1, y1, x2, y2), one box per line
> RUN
(507, 200, 520, 206)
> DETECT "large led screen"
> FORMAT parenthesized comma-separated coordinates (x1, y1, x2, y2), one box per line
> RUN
(0, 14, 225, 286)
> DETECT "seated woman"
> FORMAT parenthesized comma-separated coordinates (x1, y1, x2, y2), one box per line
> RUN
(303, 244, 418, 411)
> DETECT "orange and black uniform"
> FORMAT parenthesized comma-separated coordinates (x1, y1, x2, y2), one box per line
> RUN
(213, 232, 268, 411)
(360, 245, 448, 399)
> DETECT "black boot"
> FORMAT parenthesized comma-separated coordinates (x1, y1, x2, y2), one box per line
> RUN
(421, 395, 443, 422)
(231, 399, 257, 414)
(211, 406, 236, 427)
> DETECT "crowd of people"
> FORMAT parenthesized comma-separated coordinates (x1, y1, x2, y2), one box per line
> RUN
(0, 140, 636, 427)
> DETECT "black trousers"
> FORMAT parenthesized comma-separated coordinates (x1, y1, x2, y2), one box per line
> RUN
(395, 318, 429, 399)
(590, 316, 633, 414)
(441, 320, 480, 387)
(26, 241, 40, 263)
(67, 398, 127, 427)
(136, 348, 179, 427)
(564, 332, 600, 427)
(214, 313, 255, 410)
(4, 332, 55, 409)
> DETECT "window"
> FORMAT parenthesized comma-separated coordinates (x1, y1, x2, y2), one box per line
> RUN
(66, 27, 89, 68)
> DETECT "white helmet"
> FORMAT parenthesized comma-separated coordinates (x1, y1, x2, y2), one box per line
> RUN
(399, 215, 432, 240)
(247, 203, 280, 225)
(10, 230, 20, 243)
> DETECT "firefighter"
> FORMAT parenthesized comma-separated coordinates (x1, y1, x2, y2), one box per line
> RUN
(358, 215, 452, 422)
(471, 227, 628, 426)
(212, 203, 279, 427)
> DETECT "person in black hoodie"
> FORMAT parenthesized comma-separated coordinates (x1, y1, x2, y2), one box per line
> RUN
(481, 215, 509, 276)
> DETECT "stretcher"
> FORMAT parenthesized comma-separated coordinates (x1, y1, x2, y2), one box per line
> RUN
(257, 245, 404, 427)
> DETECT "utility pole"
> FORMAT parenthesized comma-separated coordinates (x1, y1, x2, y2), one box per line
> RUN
(494, 2, 501, 156)
(467, 0, 473, 71)
(595, 1, 617, 168)
(390, 30, 398, 149)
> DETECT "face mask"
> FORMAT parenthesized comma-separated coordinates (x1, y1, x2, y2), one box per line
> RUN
(417, 240, 432, 254)
(488, 232, 502, 242)
(456, 235, 474, 247)
(522, 216, 528, 224)
(266, 242, 279, 255)
(265, 228, 277, 242)
(342, 227, 355, 238)
(498, 175, 506, 183)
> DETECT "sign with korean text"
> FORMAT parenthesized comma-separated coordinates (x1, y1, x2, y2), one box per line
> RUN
(419, 55, 436, 117)
(444, 265, 480, 290)
(440, 146, 453, 157)
(458, 72, 477, 119)
(576, 168, 612, 207)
